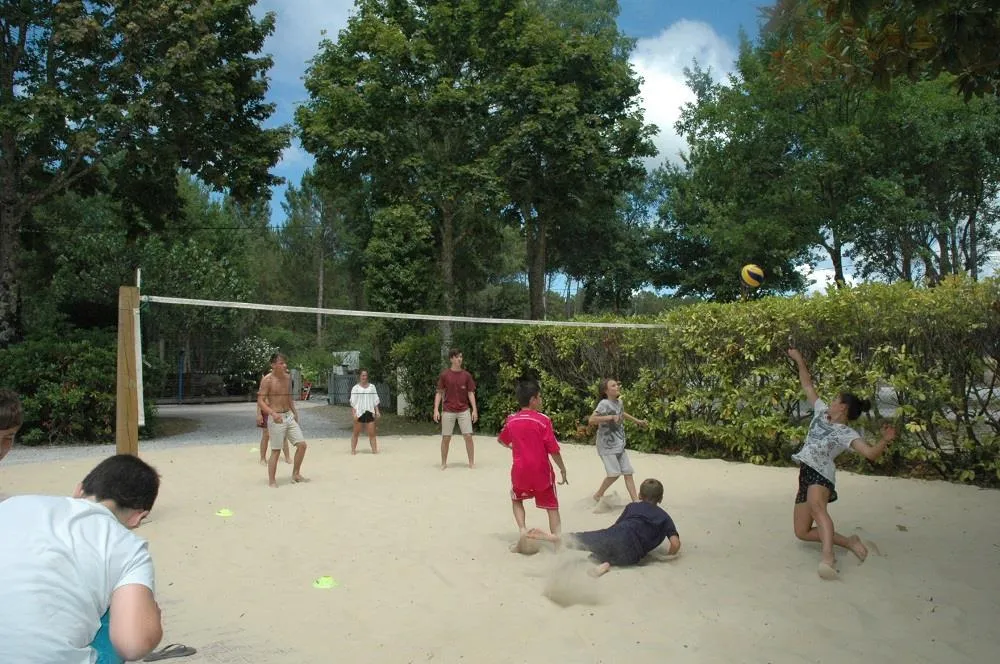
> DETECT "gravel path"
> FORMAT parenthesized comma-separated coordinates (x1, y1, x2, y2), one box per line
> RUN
(3, 400, 346, 466)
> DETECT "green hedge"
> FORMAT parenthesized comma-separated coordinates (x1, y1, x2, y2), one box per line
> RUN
(389, 324, 503, 420)
(482, 278, 1000, 487)
(0, 331, 161, 445)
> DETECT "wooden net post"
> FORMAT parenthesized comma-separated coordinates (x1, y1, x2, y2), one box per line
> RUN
(116, 286, 140, 456)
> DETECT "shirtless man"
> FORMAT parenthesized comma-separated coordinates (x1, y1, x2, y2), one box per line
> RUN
(257, 353, 309, 487)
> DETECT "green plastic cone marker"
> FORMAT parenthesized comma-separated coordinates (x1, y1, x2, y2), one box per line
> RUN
(312, 576, 338, 589)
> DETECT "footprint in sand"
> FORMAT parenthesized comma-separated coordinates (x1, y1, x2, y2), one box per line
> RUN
(592, 491, 624, 514)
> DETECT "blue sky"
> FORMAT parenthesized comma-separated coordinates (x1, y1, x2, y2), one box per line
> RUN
(249, 1, 857, 289)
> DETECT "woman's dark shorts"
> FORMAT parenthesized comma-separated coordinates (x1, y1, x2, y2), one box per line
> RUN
(796, 464, 838, 504)
(358, 411, 375, 423)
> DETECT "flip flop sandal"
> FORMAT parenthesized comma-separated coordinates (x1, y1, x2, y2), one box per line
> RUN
(143, 643, 197, 661)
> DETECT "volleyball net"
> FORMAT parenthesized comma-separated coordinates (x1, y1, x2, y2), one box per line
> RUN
(116, 287, 663, 455)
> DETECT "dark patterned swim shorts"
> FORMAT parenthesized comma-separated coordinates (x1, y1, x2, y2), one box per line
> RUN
(795, 464, 838, 504)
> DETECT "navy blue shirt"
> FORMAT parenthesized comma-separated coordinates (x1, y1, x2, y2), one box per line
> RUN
(612, 501, 679, 557)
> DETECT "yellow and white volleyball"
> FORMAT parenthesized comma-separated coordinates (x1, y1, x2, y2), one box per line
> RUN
(740, 264, 764, 288)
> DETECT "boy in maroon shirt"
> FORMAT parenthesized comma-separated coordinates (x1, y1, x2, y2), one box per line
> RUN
(433, 348, 478, 469)
(498, 379, 568, 553)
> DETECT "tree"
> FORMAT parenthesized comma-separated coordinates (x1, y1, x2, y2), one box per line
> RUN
(849, 76, 1000, 282)
(488, 0, 656, 318)
(298, 0, 507, 346)
(649, 51, 816, 300)
(278, 171, 346, 344)
(766, 0, 1000, 99)
(0, 0, 289, 346)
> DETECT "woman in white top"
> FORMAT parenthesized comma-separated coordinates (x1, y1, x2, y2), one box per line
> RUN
(787, 347, 896, 580)
(350, 370, 381, 454)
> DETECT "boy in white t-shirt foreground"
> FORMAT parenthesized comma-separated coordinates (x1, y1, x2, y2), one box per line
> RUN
(0, 454, 164, 663)
(787, 348, 896, 580)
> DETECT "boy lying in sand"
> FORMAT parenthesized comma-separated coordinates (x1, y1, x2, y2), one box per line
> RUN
(527, 478, 680, 576)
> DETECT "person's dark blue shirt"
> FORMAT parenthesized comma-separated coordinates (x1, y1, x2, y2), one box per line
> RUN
(611, 501, 679, 557)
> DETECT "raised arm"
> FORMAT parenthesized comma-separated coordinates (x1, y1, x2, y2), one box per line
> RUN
(787, 348, 819, 407)
(851, 423, 896, 461)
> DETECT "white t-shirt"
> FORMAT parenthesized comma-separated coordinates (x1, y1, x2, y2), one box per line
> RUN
(791, 399, 861, 485)
(0, 495, 156, 664)
(350, 383, 380, 416)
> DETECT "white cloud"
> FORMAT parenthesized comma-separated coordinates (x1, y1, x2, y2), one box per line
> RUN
(277, 138, 310, 172)
(629, 20, 738, 168)
(254, 1, 356, 98)
(796, 264, 860, 294)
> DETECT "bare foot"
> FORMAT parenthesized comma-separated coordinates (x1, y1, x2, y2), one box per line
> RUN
(818, 560, 839, 580)
(588, 562, 611, 578)
(440, 464, 447, 470)
(526, 528, 558, 543)
(847, 535, 869, 562)
(351, 449, 357, 456)
(284, 457, 292, 464)
(259, 458, 266, 466)
(291, 475, 310, 483)
(468, 462, 476, 469)
(268, 481, 278, 488)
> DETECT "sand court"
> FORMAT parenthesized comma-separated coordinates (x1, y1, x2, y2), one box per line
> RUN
(2, 436, 999, 663)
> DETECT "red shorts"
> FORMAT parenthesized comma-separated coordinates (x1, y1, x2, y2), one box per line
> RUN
(511, 484, 558, 510)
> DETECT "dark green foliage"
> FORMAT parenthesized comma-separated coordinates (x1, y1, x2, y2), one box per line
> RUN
(486, 279, 1000, 487)
(0, 330, 160, 445)
(767, 0, 1000, 99)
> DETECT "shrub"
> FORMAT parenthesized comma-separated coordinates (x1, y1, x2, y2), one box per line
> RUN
(488, 277, 1000, 487)
(0, 331, 160, 445)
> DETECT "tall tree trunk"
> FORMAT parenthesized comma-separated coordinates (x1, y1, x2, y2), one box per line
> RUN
(316, 240, 324, 346)
(525, 204, 547, 320)
(900, 238, 913, 282)
(967, 205, 979, 281)
(823, 230, 846, 288)
(936, 226, 952, 278)
(439, 204, 455, 356)
(0, 132, 22, 347)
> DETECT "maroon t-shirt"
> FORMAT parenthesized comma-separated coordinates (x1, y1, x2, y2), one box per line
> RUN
(437, 369, 476, 413)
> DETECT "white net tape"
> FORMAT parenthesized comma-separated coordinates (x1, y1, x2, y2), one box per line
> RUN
(140, 295, 662, 329)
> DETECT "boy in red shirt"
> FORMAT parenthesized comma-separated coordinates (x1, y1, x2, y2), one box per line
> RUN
(498, 379, 568, 553)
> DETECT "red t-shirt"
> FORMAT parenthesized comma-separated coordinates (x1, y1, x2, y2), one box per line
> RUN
(498, 409, 561, 491)
(437, 369, 476, 413)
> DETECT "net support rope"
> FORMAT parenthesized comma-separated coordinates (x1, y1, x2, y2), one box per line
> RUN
(141, 295, 663, 329)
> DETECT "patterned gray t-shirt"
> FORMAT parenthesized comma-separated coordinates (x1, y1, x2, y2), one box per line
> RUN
(791, 399, 861, 485)
(593, 398, 625, 455)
